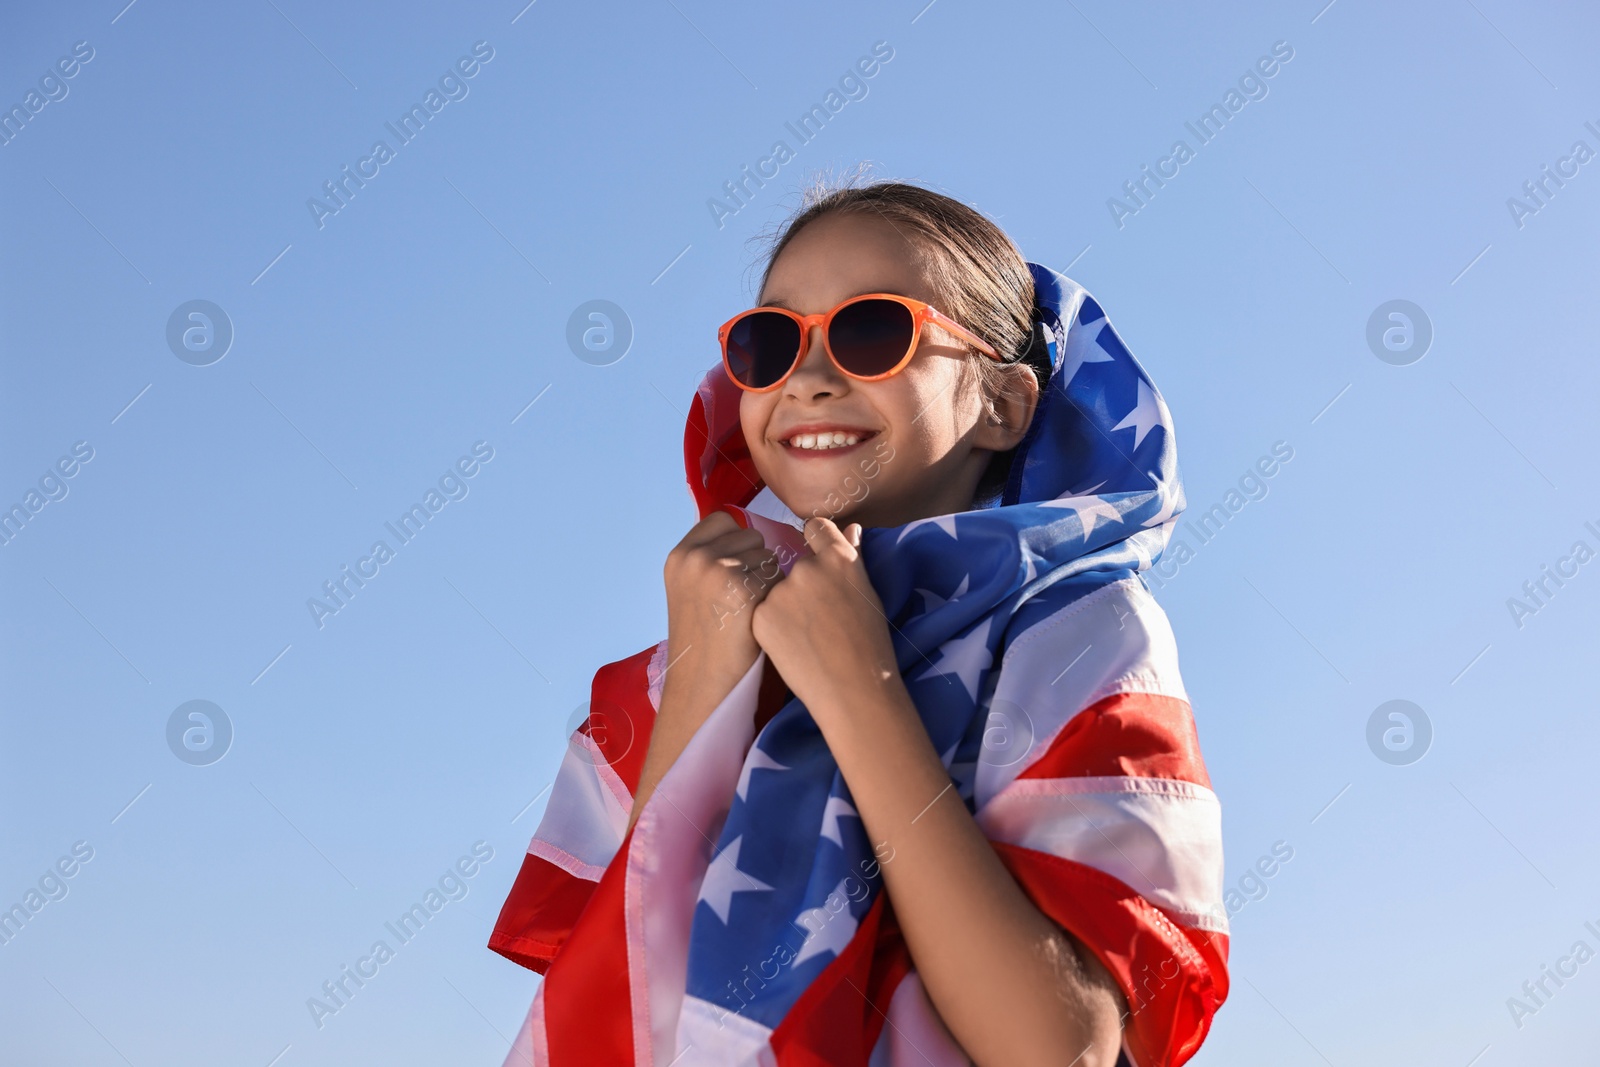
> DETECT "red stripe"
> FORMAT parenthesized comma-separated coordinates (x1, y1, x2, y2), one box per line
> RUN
(770, 893, 913, 1067)
(485, 640, 672, 1064)
(991, 841, 1229, 1067)
(491, 601, 1231, 1065)
(685, 368, 761, 520)
(488, 852, 597, 975)
(489, 645, 797, 995)
(488, 645, 657, 981)
(773, 844, 1228, 1067)
(1017, 691, 1212, 789)
(541, 822, 640, 1066)
(584, 645, 660, 796)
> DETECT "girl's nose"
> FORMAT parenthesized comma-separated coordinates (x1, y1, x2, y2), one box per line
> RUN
(784, 324, 846, 400)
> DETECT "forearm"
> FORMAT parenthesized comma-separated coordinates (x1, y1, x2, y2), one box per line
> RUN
(626, 697, 696, 834)
(814, 674, 1125, 1067)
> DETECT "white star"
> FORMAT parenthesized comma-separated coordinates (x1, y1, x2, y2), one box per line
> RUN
(820, 795, 859, 847)
(791, 879, 860, 966)
(1127, 531, 1154, 570)
(896, 514, 959, 544)
(936, 740, 976, 795)
(912, 618, 993, 702)
(1111, 379, 1162, 450)
(1057, 331, 1115, 389)
(1019, 548, 1042, 584)
(736, 745, 789, 801)
(914, 573, 969, 613)
(1040, 494, 1123, 540)
(697, 836, 774, 924)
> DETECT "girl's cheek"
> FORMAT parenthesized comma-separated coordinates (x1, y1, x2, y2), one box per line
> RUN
(738, 394, 774, 458)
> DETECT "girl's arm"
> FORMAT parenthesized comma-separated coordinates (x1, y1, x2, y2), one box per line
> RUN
(752, 520, 1127, 1067)
(620, 646, 752, 838)
(629, 511, 781, 833)
(811, 664, 1127, 1067)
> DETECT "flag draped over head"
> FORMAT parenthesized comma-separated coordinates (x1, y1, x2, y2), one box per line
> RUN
(490, 264, 1229, 1067)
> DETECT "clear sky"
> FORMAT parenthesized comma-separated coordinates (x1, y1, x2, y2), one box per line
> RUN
(2, 1, 1597, 1064)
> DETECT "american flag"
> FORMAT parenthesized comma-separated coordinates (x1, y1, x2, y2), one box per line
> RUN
(490, 265, 1229, 1066)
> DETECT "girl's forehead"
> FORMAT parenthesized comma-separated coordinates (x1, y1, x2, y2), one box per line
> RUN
(761, 213, 940, 309)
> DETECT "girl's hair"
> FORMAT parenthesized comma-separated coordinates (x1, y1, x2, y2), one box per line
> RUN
(756, 175, 1041, 502)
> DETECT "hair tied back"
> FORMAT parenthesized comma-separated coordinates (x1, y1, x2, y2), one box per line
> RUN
(1015, 311, 1055, 394)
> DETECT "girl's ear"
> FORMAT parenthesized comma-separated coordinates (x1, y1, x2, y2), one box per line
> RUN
(974, 363, 1040, 452)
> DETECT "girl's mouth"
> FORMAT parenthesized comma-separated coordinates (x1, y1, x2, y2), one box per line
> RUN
(779, 428, 877, 452)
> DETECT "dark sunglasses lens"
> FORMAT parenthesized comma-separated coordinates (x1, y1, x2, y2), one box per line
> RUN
(726, 312, 802, 389)
(829, 299, 915, 377)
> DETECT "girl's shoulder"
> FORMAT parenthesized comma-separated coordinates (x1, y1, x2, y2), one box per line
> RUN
(999, 574, 1181, 682)
(976, 574, 1206, 809)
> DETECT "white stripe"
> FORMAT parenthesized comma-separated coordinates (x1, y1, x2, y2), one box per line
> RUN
(526, 839, 607, 882)
(500, 983, 547, 1067)
(628, 654, 768, 1067)
(624, 825, 653, 1065)
(515, 579, 1214, 1061)
(867, 969, 971, 1066)
(863, 967, 1130, 1067)
(976, 577, 1190, 809)
(675, 994, 776, 1066)
(526, 732, 630, 876)
(743, 486, 804, 528)
(682, 969, 976, 1066)
(976, 775, 1228, 933)
(646, 638, 669, 711)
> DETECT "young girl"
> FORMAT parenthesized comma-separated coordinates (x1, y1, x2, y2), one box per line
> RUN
(490, 181, 1229, 1067)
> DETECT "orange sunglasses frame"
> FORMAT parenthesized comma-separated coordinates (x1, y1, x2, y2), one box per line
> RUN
(717, 292, 1001, 393)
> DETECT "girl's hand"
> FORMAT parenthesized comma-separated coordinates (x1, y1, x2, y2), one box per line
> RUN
(751, 517, 898, 725)
(628, 510, 781, 833)
(660, 509, 782, 723)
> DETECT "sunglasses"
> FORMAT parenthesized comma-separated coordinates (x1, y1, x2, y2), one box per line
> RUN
(717, 292, 1001, 393)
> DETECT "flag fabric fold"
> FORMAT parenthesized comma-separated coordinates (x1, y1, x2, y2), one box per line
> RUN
(490, 264, 1229, 1066)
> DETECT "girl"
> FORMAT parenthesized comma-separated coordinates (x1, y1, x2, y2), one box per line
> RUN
(490, 181, 1229, 1067)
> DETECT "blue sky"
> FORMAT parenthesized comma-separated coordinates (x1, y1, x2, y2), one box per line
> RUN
(2, 1, 1597, 1064)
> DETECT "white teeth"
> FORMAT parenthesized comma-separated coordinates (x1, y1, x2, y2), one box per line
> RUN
(787, 432, 865, 450)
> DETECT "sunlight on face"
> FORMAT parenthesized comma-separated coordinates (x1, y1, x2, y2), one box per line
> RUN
(739, 212, 995, 529)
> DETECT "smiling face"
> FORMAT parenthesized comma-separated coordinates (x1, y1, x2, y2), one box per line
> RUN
(739, 210, 1035, 529)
